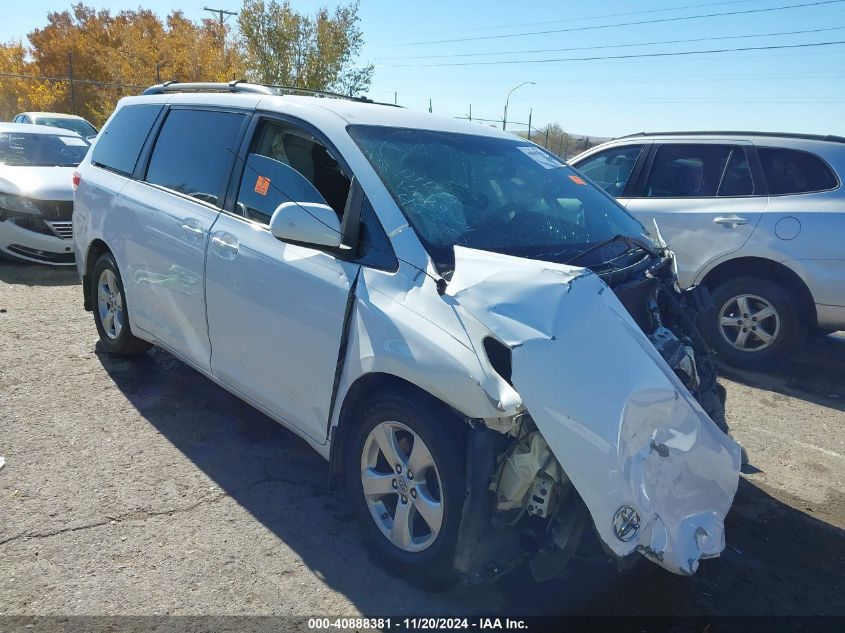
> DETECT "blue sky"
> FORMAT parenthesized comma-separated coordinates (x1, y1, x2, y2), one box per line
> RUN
(3, 0, 845, 137)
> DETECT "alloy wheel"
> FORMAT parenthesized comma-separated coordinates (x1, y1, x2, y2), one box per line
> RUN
(360, 421, 443, 553)
(718, 293, 780, 352)
(97, 268, 124, 340)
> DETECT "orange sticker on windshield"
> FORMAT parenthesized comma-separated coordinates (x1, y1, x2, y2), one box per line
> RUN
(569, 175, 586, 185)
(254, 175, 271, 196)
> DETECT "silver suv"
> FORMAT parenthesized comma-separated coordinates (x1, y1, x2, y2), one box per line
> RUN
(74, 84, 741, 583)
(571, 132, 845, 368)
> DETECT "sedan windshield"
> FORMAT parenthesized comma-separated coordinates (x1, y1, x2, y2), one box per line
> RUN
(0, 132, 90, 167)
(349, 125, 648, 269)
(36, 117, 97, 138)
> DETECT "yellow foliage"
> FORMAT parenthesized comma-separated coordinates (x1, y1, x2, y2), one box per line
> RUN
(1, 4, 245, 127)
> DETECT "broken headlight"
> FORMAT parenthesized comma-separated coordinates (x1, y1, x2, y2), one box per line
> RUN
(0, 194, 42, 218)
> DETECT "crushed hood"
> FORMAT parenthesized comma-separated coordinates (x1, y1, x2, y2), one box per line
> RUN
(447, 246, 741, 575)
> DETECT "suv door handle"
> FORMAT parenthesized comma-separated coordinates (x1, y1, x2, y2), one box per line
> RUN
(714, 216, 749, 227)
(180, 220, 206, 241)
(210, 232, 239, 259)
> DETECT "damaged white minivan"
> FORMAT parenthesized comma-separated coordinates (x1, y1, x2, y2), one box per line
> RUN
(73, 82, 741, 584)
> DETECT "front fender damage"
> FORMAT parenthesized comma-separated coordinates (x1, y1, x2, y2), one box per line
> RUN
(448, 247, 741, 576)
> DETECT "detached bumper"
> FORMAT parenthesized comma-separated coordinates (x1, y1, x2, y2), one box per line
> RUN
(448, 247, 741, 575)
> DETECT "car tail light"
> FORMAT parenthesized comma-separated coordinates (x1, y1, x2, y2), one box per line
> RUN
(72, 170, 81, 192)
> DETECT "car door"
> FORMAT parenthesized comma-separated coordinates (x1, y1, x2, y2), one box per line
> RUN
(204, 116, 361, 444)
(624, 142, 768, 288)
(571, 143, 649, 204)
(117, 107, 248, 372)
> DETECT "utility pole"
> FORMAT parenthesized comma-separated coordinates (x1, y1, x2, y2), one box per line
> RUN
(527, 108, 532, 140)
(67, 51, 76, 115)
(203, 6, 237, 28)
(429, 98, 432, 113)
(468, 104, 472, 122)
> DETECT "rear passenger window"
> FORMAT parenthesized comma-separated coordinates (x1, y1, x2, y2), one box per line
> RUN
(91, 104, 163, 176)
(234, 121, 351, 224)
(757, 147, 838, 194)
(145, 109, 245, 207)
(645, 144, 736, 198)
(717, 148, 755, 196)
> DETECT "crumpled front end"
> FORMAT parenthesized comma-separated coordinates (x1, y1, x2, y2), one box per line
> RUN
(447, 247, 741, 575)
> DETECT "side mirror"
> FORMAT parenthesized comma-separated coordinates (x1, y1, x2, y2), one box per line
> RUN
(269, 201, 342, 249)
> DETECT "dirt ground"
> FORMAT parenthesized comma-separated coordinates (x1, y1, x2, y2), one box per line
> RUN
(1, 260, 844, 619)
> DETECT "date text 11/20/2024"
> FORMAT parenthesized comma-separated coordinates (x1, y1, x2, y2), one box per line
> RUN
(307, 618, 529, 630)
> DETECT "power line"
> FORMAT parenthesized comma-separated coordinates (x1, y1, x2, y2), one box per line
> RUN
(463, 0, 761, 32)
(398, 0, 845, 46)
(0, 71, 147, 89)
(377, 26, 845, 62)
(383, 39, 845, 68)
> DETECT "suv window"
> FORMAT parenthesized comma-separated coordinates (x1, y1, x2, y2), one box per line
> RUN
(757, 147, 838, 194)
(575, 145, 643, 196)
(91, 104, 163, 176)
(717, 147, 755, 196)
(645, 144, 752, 198)
(234, 121, 351, 224)
(145, 109, 245, 206)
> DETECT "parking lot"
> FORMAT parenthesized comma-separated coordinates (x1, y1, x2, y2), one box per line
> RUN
(1, 260, 843, 618)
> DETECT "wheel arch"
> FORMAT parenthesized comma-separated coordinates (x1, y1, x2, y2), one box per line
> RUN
(699, 256, 817, 328)
(82, 238, 112, 311)
(328, 371, 470, 480)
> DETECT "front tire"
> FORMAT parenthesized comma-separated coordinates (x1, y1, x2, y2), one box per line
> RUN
(708, 276, 805, 369)
(345, 389, 467, 585)
(91, 252, 152, 356)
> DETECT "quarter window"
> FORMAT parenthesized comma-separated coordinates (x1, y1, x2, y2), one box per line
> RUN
(757, 147, 837, 194)
(145, 109, 245, 206)
(234, 121, 351, 225)
(575, 145, 644, 197)
(91, 104, 163, 176)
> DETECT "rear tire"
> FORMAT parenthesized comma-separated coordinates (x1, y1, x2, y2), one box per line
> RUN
(91, 252, 152, 356)
(345, 388, 467, 586)
(708, 276, 805, 369)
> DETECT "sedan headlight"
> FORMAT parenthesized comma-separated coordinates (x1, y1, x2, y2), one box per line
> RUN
(0, 194, 41, 216)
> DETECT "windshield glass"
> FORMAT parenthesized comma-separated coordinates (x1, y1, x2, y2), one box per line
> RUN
(0, 132, 90, 167)
(349, 125, 647, 269)
(36, 117, 97, 137)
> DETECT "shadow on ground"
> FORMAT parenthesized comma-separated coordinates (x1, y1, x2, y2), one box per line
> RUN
(718, 332, 845, 413)
(0, 260, 79, 287)
(94, 342, 845, 618)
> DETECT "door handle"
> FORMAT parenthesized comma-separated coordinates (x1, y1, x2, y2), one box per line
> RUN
(714, 216, 749, 228)
(210, 232, 239, 259)
(180, 221, 206, 241)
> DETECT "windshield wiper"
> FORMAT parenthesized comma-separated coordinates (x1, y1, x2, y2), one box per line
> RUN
(563, 234, 658, 266)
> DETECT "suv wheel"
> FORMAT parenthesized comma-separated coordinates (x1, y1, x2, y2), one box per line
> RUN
(91, 252, 152, 356)
(346, 389, 466, 585)
(709, 276, 805, 369)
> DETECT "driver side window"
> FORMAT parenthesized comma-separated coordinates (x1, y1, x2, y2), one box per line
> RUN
(575, 145, 643, 197)
(234, 121, 351, 225)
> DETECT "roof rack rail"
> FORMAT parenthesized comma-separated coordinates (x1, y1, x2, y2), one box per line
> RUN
(140, 80, 385, 105)
(619, 130, 845, 144)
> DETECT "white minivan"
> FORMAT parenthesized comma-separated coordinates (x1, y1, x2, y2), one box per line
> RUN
(74, 83, 740, 584)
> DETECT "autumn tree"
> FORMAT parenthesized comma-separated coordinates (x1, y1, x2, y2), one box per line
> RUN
(1, 3, 244, 126)
(238, 0, 373, 95)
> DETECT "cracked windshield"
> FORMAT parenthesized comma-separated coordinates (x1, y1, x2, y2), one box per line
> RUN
(349, 125, 646, 268)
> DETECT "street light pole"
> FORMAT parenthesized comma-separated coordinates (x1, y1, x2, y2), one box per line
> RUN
(502, 81, 535, 131)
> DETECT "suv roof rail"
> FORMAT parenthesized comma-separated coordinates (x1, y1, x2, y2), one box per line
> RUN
(141, 80, 383, 105)
(618, 130, 845, 144)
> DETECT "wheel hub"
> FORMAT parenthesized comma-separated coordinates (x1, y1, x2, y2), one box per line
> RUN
(718, 293, 780, 352)
(360, 421, 443, 553)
